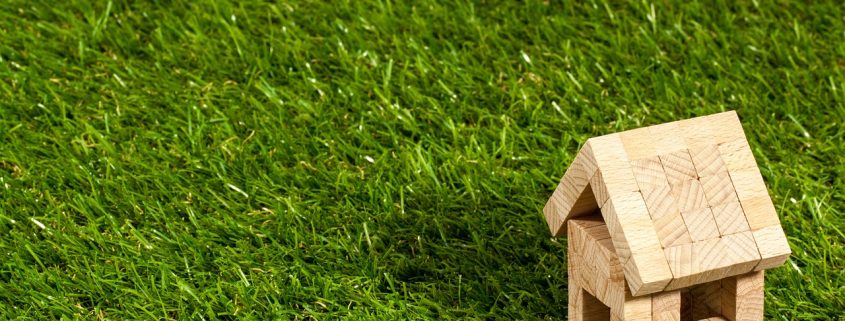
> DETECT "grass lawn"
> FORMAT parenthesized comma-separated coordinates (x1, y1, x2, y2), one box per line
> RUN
(1, 0, 843, 319)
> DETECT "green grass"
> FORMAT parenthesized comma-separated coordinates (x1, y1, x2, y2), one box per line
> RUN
(0, 0, 843, 319)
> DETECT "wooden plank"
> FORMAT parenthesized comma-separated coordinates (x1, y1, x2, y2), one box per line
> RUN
(712, 201, 751, 236)
(671, 179, 709, 212)
(649, 121, 688, 155)
(631, 156, 670, 190)
(700, 171, 739, 206)
(652, 290, 682, 321)
(545, 146, 600, 236)
(568, 278, 584, 321)
(719, 231, 761, 276)
(728, 169, 769, 201)
(660, 149, 698, 185)
(590, 169, 610, 209)
(689, 144, 728, 177)
(680, 114, 718, 151)
(721, 271, 765, 321)
(739, 195, 781, 230)
(617, 292, 653, 321)
(752, 225, 791, 270)
(682, 207, 721, 242)
(621, 127, 657, 161)
(642, 185, 693, 247)
(602, 192, 672, 295)
(707, 111, 747, 145)
(718, 139, 757, 171)
(586, 134, 639, 199)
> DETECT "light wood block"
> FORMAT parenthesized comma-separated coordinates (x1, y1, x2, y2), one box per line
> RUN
(614, 292, 653, 321)
(680, 115, 718, 151)
(586, 134, 639, 199)
(603, 192, 673, 295)
(721, 271, 764, 321)
(649, 122, 688, 155)
(590, 169, 610, 208)
(652, 290, 682, 321)
(718, 139, 757, 171)
(698, 318, 729, 321)
(682, 207, 721, 242)
(719, 231, 761, 276)
(631, 156, 670, 190)
(671, 179, 708, 212)
(752, 225, 791, 271)
(689, 144, 728, 177)
(712, 201, 750, 235)
(642, 186, 692, 248)
(700, 172, 739, 206)
(663, 233, 758, 291)
(739, 195, 781, 230)
(544, 147, 600, 236)
(728, 169, 769, 201)
(568, 278, 584, 321)
(707, 111, 747, 145)
(660, 150, 698, 185)
(621, 127, 658, 161)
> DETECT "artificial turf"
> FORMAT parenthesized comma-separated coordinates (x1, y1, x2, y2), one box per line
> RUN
(0, 0, 843, 319)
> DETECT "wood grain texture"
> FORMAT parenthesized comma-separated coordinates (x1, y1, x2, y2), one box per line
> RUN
(718, 139, 757, 172)
(721, 271, 765, 321)
(707, 111, 747, 145)
(660, 150, 698, 185)
(631, 156, 670, 190)
(621, 127, 658, 161)
(739, 195, 781, 230)
(700, 171, 739, 206)
(642, 185, 692, 248)
(603, 192, 672, 296)
(649, 122, 688, 155)
(544, 146, 600, 236)
(752, 225, 791, 271)
(712, 201, 751, 236)
(587, 134, 639, 199)
(618, 292, 653, 321)
(682, 207, 721, 242)
(728, 169, 769, 201)
(652, 290, 682, 321)
(680, 114, 718, 151)
(689, 145, 728, 177)
(671, 179, 708, 212)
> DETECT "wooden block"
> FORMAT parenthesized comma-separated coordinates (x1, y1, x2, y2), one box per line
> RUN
(680, 114, 718, 151)
(712, 201, 751, 235)
(582, 289, 612, 321)
(568, 279, 584, 321)
(700, 172, 739, 206)
(660, 150, 698, 185)
(739, 195, 781, 230)
(631, 156, 670, 190)
(545, 148, 601, 236)
(664, 238, 727, 290)
(671, 179, 708, 212)
(624, 247, 673, 295)
(706, 111, 747, 145)
(690, 145, 728, 177)
(698, 318, 729, 321)
(642, 186, 693, 247)
(719, 232, 761, 276)
(616, 292, 653, 321)
(721, 271, 764, 321)
(752, 225, 791, 270)
(590, 169, 610, 208)
(682, 207, 721, 242)
(718, 139, 757, 171)
(587, 134, 639, 199)
(605, 281, 626, 319)
(652, 290, 682, 321)
(621, 127, 658, 160)
(691, 281, 722, 320)
(601, 192, 662, 264)
(729, 169, 769, 202)
(649, 122, 688, 155)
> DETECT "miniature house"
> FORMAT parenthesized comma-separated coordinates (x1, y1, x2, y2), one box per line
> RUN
(543, 111, 791, 321)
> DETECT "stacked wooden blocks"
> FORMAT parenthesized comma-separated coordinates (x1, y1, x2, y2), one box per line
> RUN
(544, 111, 790, 320)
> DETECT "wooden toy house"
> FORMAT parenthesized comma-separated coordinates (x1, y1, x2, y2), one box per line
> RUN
(543, 111, 791, 321)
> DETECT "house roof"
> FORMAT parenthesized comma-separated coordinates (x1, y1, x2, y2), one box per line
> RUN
(544, 111, 790, 296)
